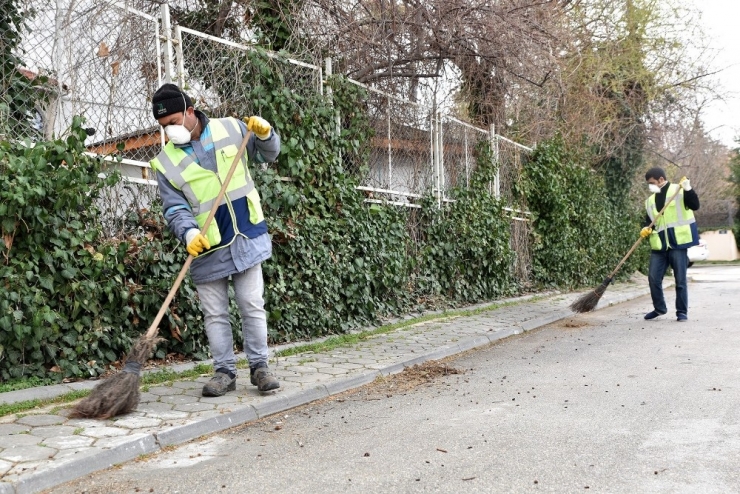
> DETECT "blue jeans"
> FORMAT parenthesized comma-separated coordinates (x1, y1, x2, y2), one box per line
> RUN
(648, 249, 689, 317)
(195, 264, 269, 374)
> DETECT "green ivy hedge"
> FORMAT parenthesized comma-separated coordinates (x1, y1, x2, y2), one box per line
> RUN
(521, 136, 647, 288)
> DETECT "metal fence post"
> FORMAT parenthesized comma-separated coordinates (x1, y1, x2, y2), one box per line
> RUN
(325, 57, 341, 150)
(490, 124, 500, 199)
(160, 3, 175, 83)
(434, 112, 442, 207)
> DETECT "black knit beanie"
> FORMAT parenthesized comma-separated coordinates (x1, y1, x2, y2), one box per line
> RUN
(151, 83, 193, 119)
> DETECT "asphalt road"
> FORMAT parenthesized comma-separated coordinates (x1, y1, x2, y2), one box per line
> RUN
(50, 265, 740, 494)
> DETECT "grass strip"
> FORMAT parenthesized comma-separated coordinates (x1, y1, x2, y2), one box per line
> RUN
(0, 390, 90, 418)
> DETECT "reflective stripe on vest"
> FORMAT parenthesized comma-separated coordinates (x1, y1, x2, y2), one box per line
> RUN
(645, 184, 697, 250)
(150, 117, 265, 252)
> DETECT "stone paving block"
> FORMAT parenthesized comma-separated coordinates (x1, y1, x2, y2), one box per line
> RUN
(29, 425, 77, 438)
(0, 424, 31, 435)
(52, 447, 97, 461)
(112, 416, 163, 429)
(137, 392, 160, 402)
(173, 402, 217, 413)
(1, 434, 42, 448)
(159, 394, 200, 405)
(324, 362, 365, 371)
(282, 373, 329, 384)
(0, 459, 12, 476)
(79, 426, 130, 439)
(182, 387, 207, 397)
(42, 435, 95, 450)
(302, 360, 333, 369)
(284, 365, 319, 374)
(200, 394, 241, 405)
(342, 357, 382, 366)
(363, 361, 396, 370)
(170, 381, 202, 390)
(146, 386, 182, 396)
(3, 460, 43, 482)
(0, 445, 56, 463)
(136, 402, 175, 413)
(144, 410, 190, 421)
(0, 481, 13, 494)
(15, 415, 65, 427)
(93, 432, 150, 450)
(188, 409, 228, 421)
(320, 356, 350, 364)
(316, 367, 352, 376)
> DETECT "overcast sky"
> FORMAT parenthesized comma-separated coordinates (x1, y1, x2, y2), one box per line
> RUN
(687, 0, 740, 148)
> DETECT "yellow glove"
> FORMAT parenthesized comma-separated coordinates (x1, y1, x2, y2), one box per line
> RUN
(185, 229, 210, 257)
(679, 176, 691, 191)
(244, 116, 272, 140)
(640, 227, 653, 239)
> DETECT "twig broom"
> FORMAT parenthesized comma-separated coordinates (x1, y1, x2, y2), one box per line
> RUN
(70, 131, 253, 419)
(569, 185, 683, 313)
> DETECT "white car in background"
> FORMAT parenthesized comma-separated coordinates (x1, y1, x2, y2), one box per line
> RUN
(687, 238, 709, 267)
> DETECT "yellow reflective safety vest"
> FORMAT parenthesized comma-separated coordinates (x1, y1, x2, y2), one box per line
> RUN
(150, 117, 267, 255)
(645, 183, 698, 251)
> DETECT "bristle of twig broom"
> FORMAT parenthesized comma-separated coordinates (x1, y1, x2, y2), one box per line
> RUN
(69, 335, 161, 419)
(570, 277, 613, 313)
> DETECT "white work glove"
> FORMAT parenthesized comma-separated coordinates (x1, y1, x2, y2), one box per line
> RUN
(679, 176, 691, 191)
(185, 228, 210, 257)
(243, 116, 272, 140)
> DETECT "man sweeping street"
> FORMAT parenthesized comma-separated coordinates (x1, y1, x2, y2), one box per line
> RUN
(149, 83, 280, 396)
(640, 167, 700, 322)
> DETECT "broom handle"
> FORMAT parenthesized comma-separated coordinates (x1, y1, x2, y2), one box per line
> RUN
(607, 185, 683, 279)
(143, 131, 253, 339)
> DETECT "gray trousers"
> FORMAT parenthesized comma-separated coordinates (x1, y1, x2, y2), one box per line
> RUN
(195, 263, 268, 374)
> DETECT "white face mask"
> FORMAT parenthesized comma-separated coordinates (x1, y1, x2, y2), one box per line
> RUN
(648, 183, 661, 194)
(164, 111, 194, 145)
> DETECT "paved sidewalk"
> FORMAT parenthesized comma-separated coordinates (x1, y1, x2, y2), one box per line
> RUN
(0, 281, 656, 494)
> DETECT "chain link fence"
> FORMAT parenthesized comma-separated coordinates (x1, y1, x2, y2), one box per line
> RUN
(8, 0, 161, 156)
(347, 84, 434, 206)
(174, 27, 323, 122)
(6, 2, 535, 284)
(440, 116, 491, 200)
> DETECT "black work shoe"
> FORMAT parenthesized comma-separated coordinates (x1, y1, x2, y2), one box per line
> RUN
(644, 310, 665, 320)
(202, 371, 236, 397)
(250, 366, 280, 392)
